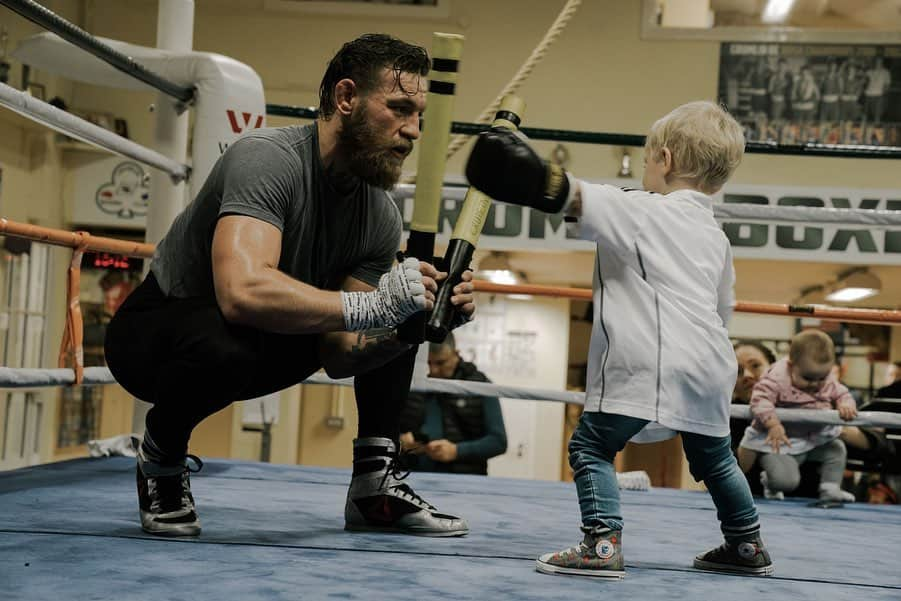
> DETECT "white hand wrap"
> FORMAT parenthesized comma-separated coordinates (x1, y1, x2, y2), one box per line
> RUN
(341, 257, 427, 331)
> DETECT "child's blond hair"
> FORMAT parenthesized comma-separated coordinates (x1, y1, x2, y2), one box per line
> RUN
(789, 329, 836, 367)
(645, 101, 745, 194)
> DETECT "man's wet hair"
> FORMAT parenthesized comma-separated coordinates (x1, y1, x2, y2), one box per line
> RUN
(319, 33, 429, 119)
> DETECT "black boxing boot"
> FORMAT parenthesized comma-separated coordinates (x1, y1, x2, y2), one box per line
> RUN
(344, 437, 468, 537)
(136, 434, 203, 537)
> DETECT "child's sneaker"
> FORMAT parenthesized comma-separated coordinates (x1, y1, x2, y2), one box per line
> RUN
(819, 482, 855, 503)
(693, 535, 774, 576)
(536, 526, 625, 579)
(760, 472, 784, 500)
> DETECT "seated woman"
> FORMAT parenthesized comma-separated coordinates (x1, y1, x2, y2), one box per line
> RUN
(731, 341, 776, 496)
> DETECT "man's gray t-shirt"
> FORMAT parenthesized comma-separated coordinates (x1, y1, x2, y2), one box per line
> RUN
(151, 124, 402, 297)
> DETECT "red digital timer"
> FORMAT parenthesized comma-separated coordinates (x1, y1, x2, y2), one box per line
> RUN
(83, 251, 141, 271)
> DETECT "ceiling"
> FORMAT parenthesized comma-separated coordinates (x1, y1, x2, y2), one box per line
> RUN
(708, 0, 901, 29)
(472, 249, 901, 311)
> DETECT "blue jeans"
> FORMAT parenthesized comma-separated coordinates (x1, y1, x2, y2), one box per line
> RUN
(569, 411, 761, 542)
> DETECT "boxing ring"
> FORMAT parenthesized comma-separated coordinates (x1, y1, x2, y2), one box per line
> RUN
(1, 1, 901, 599)
(2, 457, 900, 600)
(1, 208, 900, 601)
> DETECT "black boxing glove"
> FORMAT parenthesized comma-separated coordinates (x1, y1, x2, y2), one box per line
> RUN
(465, 127, 570, 213)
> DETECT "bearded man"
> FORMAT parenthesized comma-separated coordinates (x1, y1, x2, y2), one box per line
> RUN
(105, 34, 474, 538)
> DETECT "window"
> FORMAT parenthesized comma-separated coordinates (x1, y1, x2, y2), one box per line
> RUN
(0, 243, 51, 470)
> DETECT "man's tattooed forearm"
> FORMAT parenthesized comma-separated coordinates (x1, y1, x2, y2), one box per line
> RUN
(348, 327, 405, 358)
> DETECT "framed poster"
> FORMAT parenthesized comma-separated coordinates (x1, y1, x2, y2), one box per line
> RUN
(718, 43, 900, 147)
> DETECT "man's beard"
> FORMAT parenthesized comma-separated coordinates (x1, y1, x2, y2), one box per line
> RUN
(338, 106, 410, 190)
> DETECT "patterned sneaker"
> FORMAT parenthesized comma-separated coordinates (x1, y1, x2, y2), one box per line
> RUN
(693, 535, 774, 576)
(136, 445, 203, 537)
(536, 526, 625, 578)
(344, 437, 468, 537)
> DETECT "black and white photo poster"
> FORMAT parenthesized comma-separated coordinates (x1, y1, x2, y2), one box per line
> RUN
(718, 43, 900, 146)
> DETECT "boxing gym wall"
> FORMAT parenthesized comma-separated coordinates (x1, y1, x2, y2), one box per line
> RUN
(0, 0, 898, 480)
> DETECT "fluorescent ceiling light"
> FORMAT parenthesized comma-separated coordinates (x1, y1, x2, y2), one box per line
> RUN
(761, 0, 796, 23)
(825, 287, 879, 302)
(477, 252, 527, 290)
(824, 269, 881, 303)
(483, 269, 519, 286)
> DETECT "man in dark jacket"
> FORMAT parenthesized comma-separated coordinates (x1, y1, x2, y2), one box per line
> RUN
(400, 332, 507, 475)
(877, 362, 901, 400)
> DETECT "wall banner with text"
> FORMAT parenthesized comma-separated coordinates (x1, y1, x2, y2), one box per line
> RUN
(393, 181, 901, 265)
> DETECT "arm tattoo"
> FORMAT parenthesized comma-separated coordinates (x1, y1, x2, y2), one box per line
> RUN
(348, 327, 409, 361)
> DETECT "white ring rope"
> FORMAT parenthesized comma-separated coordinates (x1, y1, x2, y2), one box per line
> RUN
(0, 366, 116, 387)
(303, 371, 588, 404)
(0, 82, 189, 182)
(3, 365, 899, 428)
(713, 203, 901, 227)
(392, 184, 901, 227)
(444, 0, 583, 160)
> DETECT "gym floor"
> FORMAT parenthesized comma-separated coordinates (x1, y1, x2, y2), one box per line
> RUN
(2, 457, 899, 600)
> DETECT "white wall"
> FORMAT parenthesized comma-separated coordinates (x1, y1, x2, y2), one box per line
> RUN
(453, 292, 570, 480)
(728, 313, 796, 342)
(58, 0, 901, 190)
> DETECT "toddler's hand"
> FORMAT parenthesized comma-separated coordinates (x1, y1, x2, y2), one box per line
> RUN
(765, 423, 791, 453)
(838, 404, 858, 421)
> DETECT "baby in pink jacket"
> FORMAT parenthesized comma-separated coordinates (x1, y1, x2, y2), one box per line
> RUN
(738, 329, 858, 503)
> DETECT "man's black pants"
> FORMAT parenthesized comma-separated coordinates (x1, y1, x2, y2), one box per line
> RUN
(104, 274, 414, 457)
